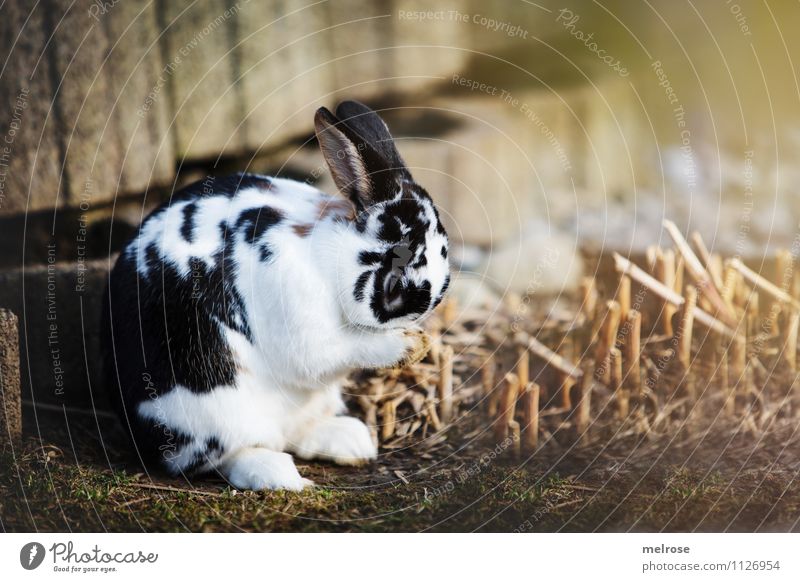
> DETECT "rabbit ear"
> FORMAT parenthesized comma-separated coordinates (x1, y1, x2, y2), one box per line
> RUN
(334, 101, 406, 172)
(314, 105, 402, 210)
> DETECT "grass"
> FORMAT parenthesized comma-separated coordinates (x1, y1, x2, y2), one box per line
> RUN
(3, 433, 800, 532)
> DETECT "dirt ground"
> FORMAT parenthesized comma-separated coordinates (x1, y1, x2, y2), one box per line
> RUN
(3, 404, 800, 533)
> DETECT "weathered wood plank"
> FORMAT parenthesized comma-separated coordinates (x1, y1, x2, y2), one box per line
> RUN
(0, 2, 64, 215)
(238, 0, 331, 152)
(158, 0, 248, 160)
(48, 0, 122, 208)
(102, 0, 174, 194)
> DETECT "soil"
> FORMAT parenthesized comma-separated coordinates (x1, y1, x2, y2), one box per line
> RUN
(3, 403, 800, 533)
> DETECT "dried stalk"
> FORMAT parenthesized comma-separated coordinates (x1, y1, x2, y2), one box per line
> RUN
(691, 231, 724, 291)
(523, 382, 540, 451)
(558, 337, 575, 409)
(516, 345, 530, 389)
(674, 256, 685, 295)
(442, 297, 458, 327)
(721, 263, 738, 311)
(575, 363, 593, 443)
(678, 286, 697, 369)
(381, 399, 398, 441)
(618, 275, 631, 322)
(718, 345, 734, 416)
(527, 335, 584, 380)
(613, 253, 738, 338)
(610, 347, 627, 418)
(494, 372, 519, 443)
(664, 220, 735, 326)
(438, 345, 454, 424)
(655, 249, 677, 335)
(782, 310, 799, 372)
(595, 300, 621, 384)
(730, 258, 800, 311)
(775, 249, 793, 291)
(623, 309, 642, 397)
(481, 356, 497, 415)
(580, 276, 598, 320)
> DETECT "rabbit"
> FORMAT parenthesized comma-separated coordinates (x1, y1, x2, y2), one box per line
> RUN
(102, 101, 450, 490)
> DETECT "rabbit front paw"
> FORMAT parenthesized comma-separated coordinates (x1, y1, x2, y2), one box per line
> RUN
(292, 416, 377, 466)
(397, 328, 431, 368)
(223, 448, 313, 491)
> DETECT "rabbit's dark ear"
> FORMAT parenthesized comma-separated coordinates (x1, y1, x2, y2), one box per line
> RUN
(314, 106, 397, 210)
(334, 101, 406, 171)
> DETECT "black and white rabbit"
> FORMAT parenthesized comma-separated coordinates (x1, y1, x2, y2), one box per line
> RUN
(102, 101, 450, 490)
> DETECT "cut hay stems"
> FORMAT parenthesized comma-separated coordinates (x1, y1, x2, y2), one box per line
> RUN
(729, 335, 747, 395)
(481, 356, 497, 415)
(746, 292, 760, 339)
(494, 373, 519, 443)
(774, 249, 793, 290)
(425, 399, 443, 432)
(718, 345, 734, 416)
(557, 338, 575, 409)
(645, 245, 658, 272)
(730, 257, 800, 311)
(766, 299, 783, 340)
(438, 345, 454, 424)
(358, 395, 379, 445)
(580, 276, 598, 321)
(428, 335, 441, 369)
(781, 310, 799, 372)
(663, 220, 735, 326)
(613, 253, 738, 339)
(793, 270, 800, 301)
(594, 300, 621, 384)
(622, 310, 642, 397)
(677, 283, 699, 403)
(655, 249, 677, 335)
(691, 231, 725, 291)
(678, 286, 697, 369)
(610, 347, 628, 418)
(381, 399, 398, 441)
(441, 296, 458, 327)
(527, 335, 584, 380)
(516, 344, 529, 389)
(522, 382, 540, 451)
(674, 256, 685, 295)
(721, 263, 738, 311)
(618, 275, 631, 322)
(575, 363, 593, 443)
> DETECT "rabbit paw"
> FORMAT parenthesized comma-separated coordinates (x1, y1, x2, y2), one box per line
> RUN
(398, 328, 431, 368)
(223, 448, 313, 491)
(292, 416, 377, 466)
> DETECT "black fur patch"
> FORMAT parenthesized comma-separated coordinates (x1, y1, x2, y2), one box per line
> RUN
(235, 206, 284, 246)
(180, 202, 197, 243)
(358, 250, 382, 266)
(171, 173, 274, 202)
(431, 273, 450, 310)
(354, 271, 372, 302)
